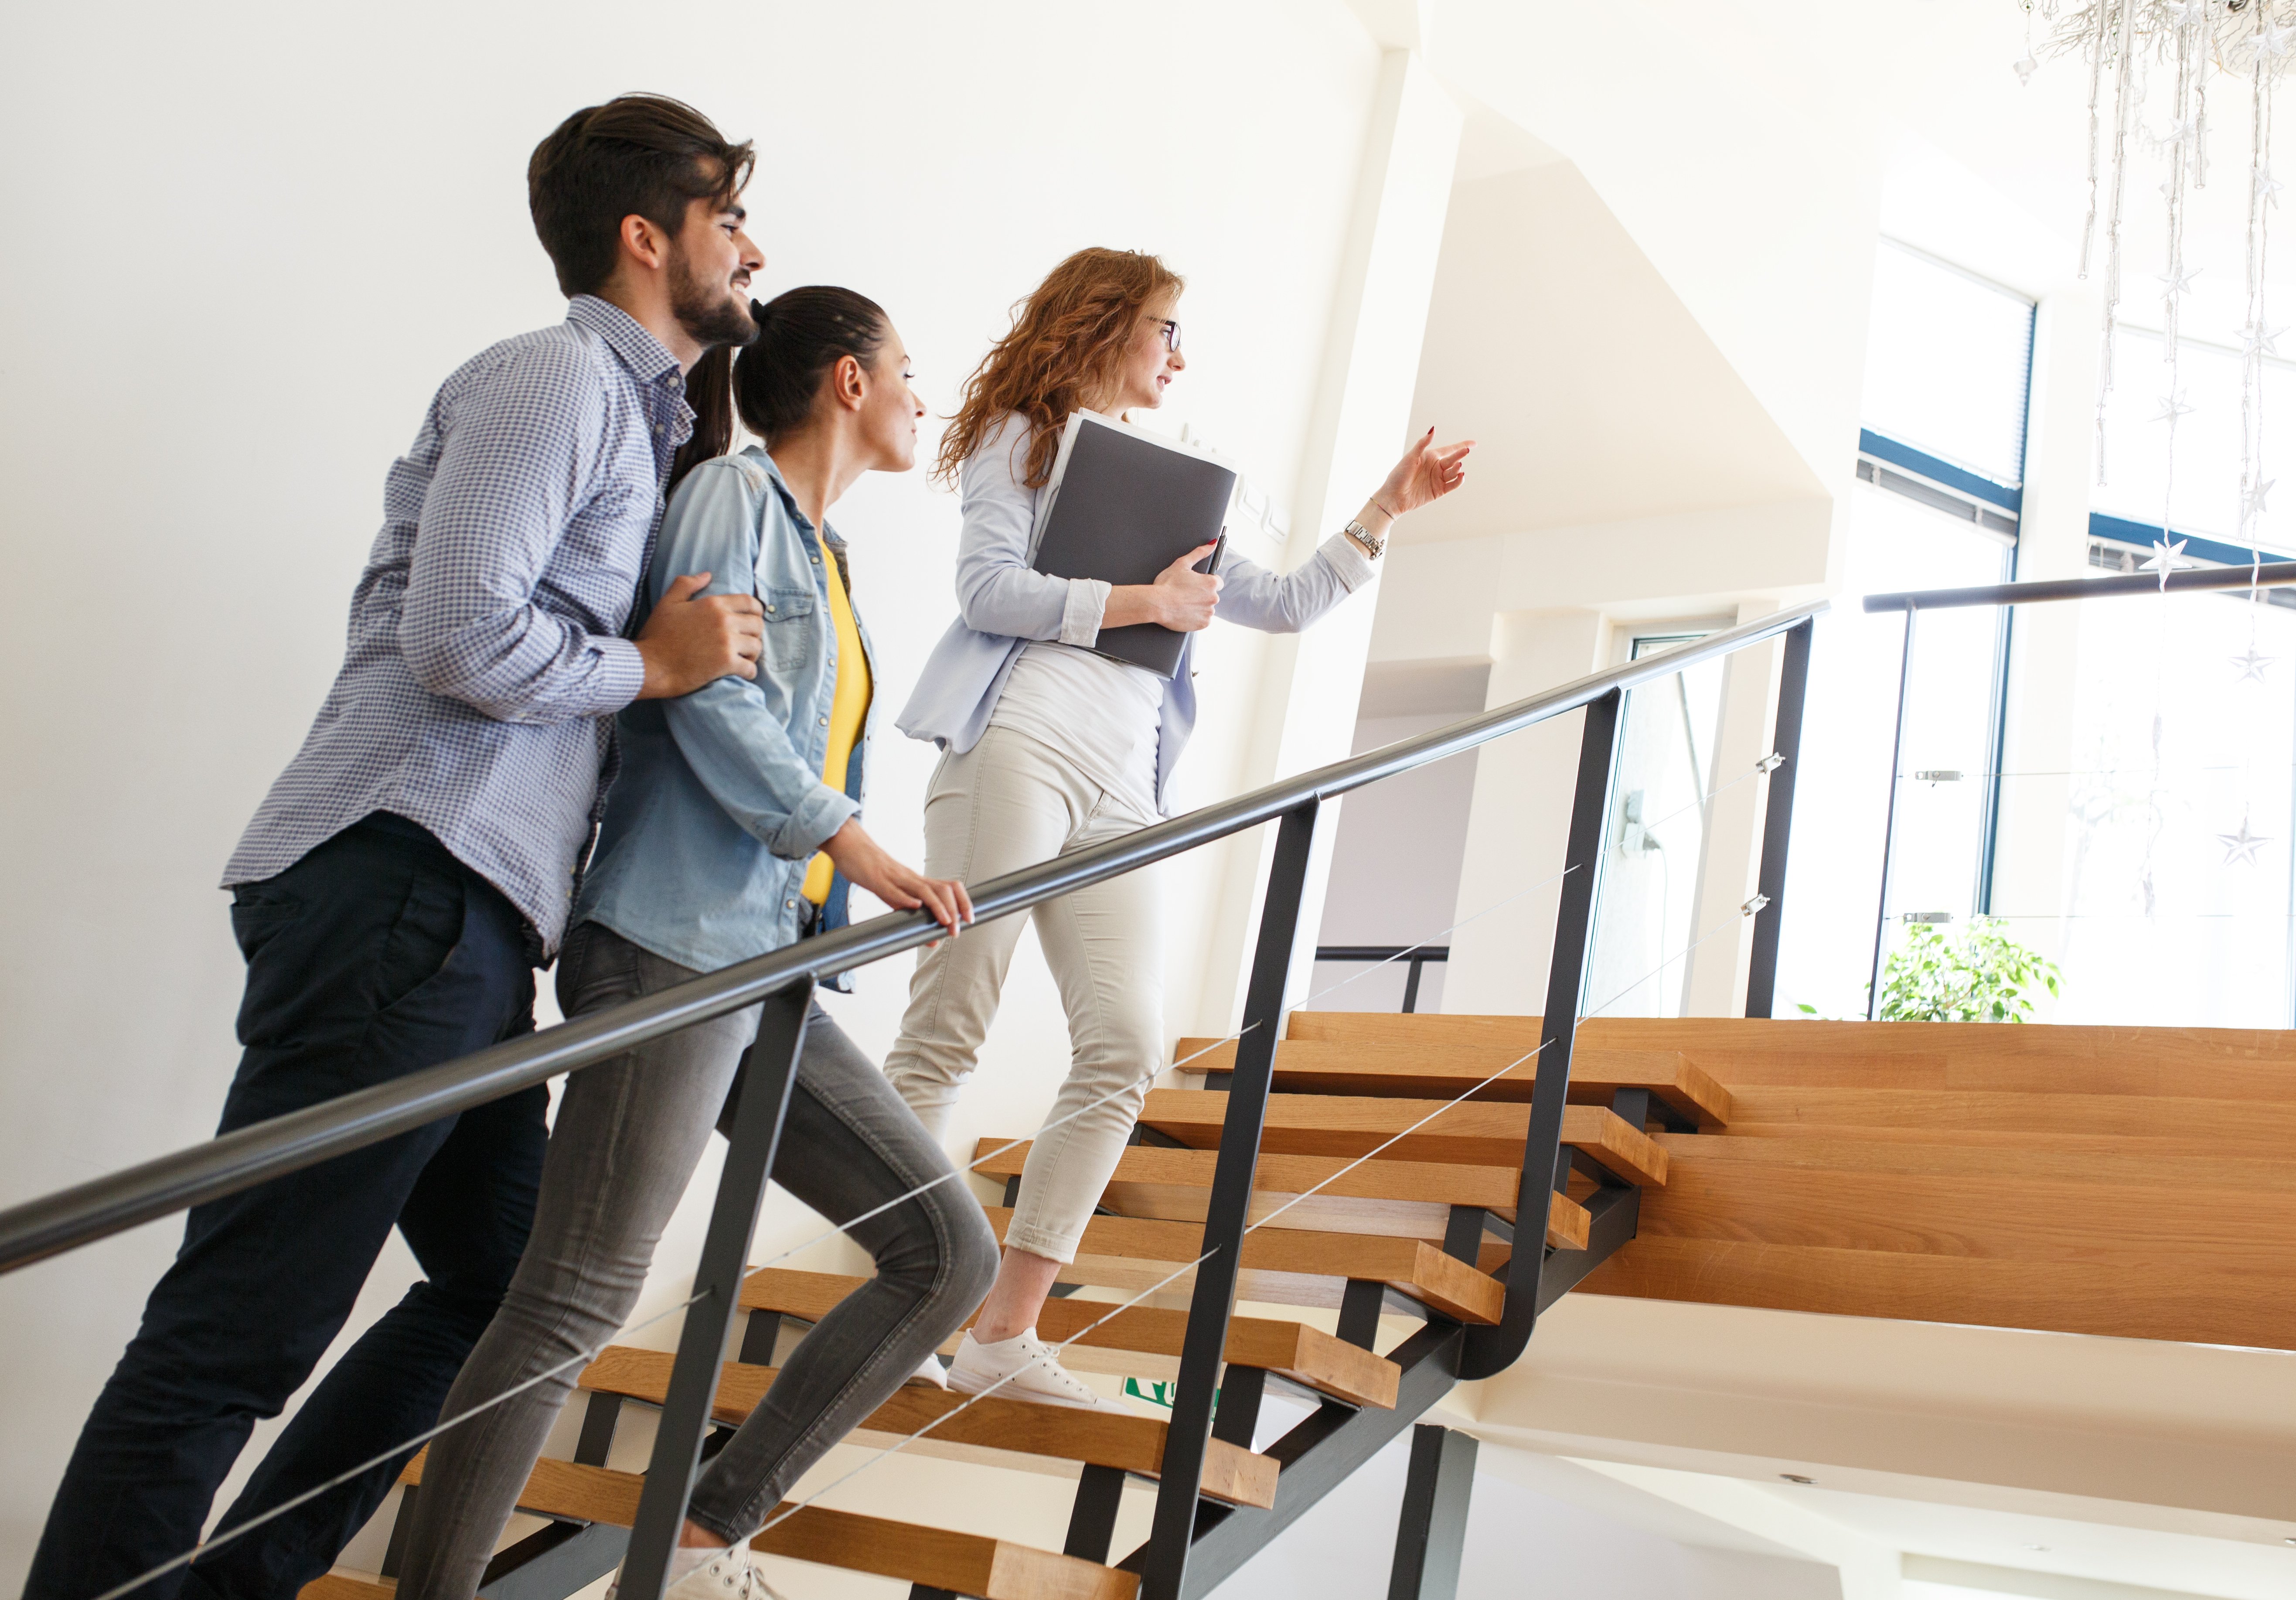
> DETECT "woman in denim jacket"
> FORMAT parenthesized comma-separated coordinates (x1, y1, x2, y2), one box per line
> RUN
(397, 288, 995, 1600)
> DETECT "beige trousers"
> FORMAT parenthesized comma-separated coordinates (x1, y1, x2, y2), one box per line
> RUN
(884, 726, 1164, 1263)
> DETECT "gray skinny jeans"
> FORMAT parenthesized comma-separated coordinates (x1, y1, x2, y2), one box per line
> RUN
(394, 922, 998, 1592)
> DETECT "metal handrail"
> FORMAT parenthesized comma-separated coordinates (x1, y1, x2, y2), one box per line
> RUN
(1312, 945, 1450, 1013)
(1858, 556, 2296, 1017)
(1863, 557, 2296, 612)
(0, 598, 1822, 1274)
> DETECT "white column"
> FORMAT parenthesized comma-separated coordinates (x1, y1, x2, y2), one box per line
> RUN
(1441, 607, 1610, 1015)
(1187, 47, 1464, 1029)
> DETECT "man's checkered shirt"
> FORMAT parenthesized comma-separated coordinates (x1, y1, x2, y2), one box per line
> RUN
(224, 296, 694, 953)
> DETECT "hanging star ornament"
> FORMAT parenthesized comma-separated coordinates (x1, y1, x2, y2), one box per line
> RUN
(2142, 537, 2192, 589)
(2157, 262, 2202, 297)
(2220, 819, 2271, 867)
(2231, 643, 2277, 682)
(2257, 21, 2294, 63)
(2242, 322, 2286, 360)
(2249, 478, 2276, 520)
(2151, 392, 2197, 424)
(2259, 166, 2286, 208)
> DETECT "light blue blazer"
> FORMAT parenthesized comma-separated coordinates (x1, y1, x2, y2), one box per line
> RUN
(896, 413, 1374, 813)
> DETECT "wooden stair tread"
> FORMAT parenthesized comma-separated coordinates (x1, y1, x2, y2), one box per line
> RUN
(1324, 1014, 2296, 1105)
(984, 1208, 1506, 1326)
(401, 1450, 1134, 1599)
(1178, 1035, 1729, 1129)
(756, 1503, 1138, 1599)
(1697, 1085, 2296, 1144)
(741, 1269, 1399, 1409)
(578, 1347, 1276, 1508)
(970, 1138, 1588, 1250)
(1138, 1090, 1668, 1188)
(300, 1579, 392, 1600)
(1587, 1235, 2296, 1351)
(402, 1445, 637, 1522)
(1655, 1131, 2296, 1186)
(1580, 1017, 2296, 1104)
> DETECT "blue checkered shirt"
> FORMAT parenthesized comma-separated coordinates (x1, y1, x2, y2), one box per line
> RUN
(224, 295, 693, 953)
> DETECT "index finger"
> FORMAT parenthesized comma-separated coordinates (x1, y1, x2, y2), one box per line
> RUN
(949, 878, 974, 926)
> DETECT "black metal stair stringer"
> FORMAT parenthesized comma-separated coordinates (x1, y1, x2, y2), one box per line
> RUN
(1127, 1320, 1464, 1600)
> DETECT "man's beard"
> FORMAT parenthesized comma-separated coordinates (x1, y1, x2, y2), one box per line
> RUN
(668, 243, 756, 350)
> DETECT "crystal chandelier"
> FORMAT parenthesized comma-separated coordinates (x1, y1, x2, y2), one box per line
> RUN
(2023, 0, 2291, 559)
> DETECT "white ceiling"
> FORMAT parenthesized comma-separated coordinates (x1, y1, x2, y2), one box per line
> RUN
(1400, 158, 1832, 544)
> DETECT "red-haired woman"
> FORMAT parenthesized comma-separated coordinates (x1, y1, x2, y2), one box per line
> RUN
(892, 247, 1469, 1407)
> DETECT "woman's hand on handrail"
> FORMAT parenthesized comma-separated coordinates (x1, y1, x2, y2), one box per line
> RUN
(820, 819, 974, 934)
(1104, 544, 1222, 633)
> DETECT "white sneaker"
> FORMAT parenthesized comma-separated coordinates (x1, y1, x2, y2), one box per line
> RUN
(908, 1348, 950, 1388)
(946, 1327, 1113, 1410)
(611, 1545, 790, 1600)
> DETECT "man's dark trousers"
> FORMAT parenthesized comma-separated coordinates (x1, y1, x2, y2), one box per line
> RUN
(26, 814, 548, 1600)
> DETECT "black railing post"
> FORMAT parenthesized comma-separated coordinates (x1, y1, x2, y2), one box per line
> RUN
(619, 980, 814, 1600)
(1459, 688, 1621, 1381)
(1139, 801, 1322, 1600)
(1867, 605, 1919, 1020)
(1744, 617, 1814, 1017)
(1386, 1425, 1479, 1600)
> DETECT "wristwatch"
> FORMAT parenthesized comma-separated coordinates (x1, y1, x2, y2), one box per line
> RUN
(1343, 518, 1387, 559)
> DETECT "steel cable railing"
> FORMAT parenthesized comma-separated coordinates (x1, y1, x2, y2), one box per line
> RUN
(118, 822, 1759, 1600)
(77, 855, 1595, 1599)
(0, 599, 1818, 1272)
(3, 597, 1823, 1600)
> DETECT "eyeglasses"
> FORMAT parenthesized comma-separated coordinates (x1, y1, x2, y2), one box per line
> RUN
(1151, 317, 1182, 353)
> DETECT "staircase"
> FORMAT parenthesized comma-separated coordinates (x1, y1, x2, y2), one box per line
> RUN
(300, 1005, 2296, 1595)
(307, 1006, 1718, 1599)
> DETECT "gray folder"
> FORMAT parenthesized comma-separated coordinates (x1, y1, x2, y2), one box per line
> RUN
(1029, 411, 1238, 678)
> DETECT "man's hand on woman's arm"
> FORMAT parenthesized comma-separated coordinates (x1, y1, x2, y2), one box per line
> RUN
(821, 819, 974, 933)
(634, 572, 766, 699)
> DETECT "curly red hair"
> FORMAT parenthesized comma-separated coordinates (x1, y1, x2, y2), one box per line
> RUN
(936, 247, 1184, 490)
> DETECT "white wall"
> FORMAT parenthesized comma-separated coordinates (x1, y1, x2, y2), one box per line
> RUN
(1309, 707, 1483, 1014)
(0, 0, 1414, 1578)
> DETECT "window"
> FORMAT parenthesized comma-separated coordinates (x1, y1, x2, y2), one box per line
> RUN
(1861, 240, 2036, 486)
(1584, 632, 1728, 1018)
(2017, 581, 2296, 1027)
(2093, 326, 2296, 550)
(1771, 242, 2036, 1019)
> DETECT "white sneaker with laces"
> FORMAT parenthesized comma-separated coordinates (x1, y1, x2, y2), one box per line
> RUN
(610, 1545, 790, 1600)
(945, 1327, 1112, 1410)
(908, 1348, 950, 1388)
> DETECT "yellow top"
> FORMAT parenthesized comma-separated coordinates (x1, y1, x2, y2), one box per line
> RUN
(803, 546, 872, 905)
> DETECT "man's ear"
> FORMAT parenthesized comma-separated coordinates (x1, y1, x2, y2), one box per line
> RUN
(618, 213, 672, 275)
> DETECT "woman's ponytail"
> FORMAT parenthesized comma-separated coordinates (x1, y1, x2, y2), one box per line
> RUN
(664, 287, 889, 498)
(667, 335, 741, 498)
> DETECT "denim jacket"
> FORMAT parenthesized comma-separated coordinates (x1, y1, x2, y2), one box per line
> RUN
(576, 447, 872, 975)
